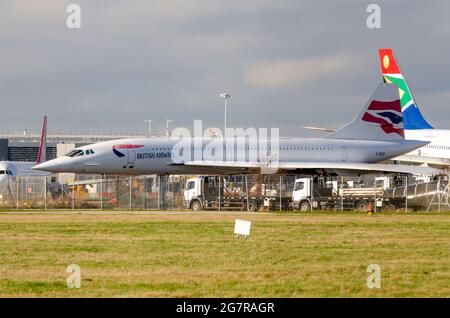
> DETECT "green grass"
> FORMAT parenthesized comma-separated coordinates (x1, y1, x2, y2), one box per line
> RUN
(0, 212, 449, 297)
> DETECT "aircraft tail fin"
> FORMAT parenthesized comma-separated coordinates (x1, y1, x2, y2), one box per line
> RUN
(325, 83, 404, 141)
(378, 48, 433, 130)
(36, 115, 47, 164)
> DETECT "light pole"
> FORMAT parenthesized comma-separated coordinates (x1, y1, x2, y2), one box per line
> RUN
(166, 119, 173, 137)
(144, 118, 153, 137)
(220, 93, 231, 136)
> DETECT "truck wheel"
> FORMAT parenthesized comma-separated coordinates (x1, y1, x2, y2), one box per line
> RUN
(247, 201, 257, 212)
(299, 201, 311, 212)
(355, 201, 368, 212)
(191, 201, 202, 211)
(382, 203, 396, 212)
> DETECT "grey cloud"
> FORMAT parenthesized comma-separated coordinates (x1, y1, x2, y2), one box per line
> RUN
(0, 0, 449, 136)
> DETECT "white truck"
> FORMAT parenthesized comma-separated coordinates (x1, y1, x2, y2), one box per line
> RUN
(184, 176, 291, 211)
(292, 177, 403, 211)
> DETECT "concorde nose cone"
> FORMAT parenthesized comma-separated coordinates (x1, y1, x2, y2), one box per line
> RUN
(32, 159, 61, 172)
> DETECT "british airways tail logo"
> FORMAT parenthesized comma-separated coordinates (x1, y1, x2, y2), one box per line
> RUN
(362, 100, 404, 137)
(112, 144, 144, 157)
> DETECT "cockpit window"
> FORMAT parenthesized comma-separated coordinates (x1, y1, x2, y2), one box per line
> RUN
(64, 148, 94, 157)
(65, 150, 77, 157)
(74, 150, 84, 157)
(84, 149, 95, 155)
(0, 170, 5, 175)
(66, 149, 84, 157)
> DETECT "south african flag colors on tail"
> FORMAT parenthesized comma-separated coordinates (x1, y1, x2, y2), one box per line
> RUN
(378, 48, 433, 130)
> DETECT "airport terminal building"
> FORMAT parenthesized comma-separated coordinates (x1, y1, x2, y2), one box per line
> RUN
(0, 131, 147, 162)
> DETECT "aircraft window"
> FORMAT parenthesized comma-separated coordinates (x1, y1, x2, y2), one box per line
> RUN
(68, 149, 84, 157)
(7, 170, 13, 175)
(65, 150, 78, 157)
(0, 170, 4, 175)
(91, 149, 95, 154)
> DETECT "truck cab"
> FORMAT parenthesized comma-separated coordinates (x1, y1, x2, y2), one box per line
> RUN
(184, 176, 228, 211)
(292, 178, 312, 211)
(184, 177, 204, 211)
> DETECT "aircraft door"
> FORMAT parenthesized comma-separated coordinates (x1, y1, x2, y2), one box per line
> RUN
(126, 147, 137, 168)
(113, 144, 140, 169)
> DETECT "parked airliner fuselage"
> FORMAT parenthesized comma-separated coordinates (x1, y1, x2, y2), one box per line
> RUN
(402, 129, 450, 163)
(33, 137, 426, 175)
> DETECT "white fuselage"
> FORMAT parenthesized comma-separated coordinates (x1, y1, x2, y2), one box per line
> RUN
(33, 137, 426, 175)
(398, 129, 450, 167)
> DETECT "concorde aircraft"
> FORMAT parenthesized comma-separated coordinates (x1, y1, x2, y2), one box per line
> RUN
(33, 84, 442, 176)
(0, 116, 51, 185)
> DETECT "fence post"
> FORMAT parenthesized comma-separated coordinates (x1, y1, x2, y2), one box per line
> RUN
(374, 188, 377, 213)
(245, 176, 249, 212)
(44, 176, 47, 210)
(144, 176, 147, 211)
(25, 177, 28, 202)
(438, 176, 441, 213)
(100, 174, 103, 211)
(218, 176, 221, 212)
(129, 176, 132, 210)
(72, 185, 75, 211)
(279, 175, 282, 212)
(157, 175, 160, 210)
(405, 175, 408, 213)
(16, 177, 19, 210)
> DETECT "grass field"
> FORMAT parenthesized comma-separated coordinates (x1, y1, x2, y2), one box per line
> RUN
(0, 211, 449, 297)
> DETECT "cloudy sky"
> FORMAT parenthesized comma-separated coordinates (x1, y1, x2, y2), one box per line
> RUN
(1, 0, 450, 136)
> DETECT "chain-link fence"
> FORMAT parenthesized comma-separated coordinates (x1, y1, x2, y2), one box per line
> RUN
(0, 174, 449, 211)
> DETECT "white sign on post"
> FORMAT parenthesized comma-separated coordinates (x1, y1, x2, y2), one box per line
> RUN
(234, 219, 251, 239)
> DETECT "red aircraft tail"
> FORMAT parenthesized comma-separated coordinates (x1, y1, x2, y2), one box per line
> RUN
(36, 115, 47, 164)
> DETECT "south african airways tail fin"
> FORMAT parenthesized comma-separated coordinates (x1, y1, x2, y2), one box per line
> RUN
(325, 83, 404, 141)
(378, 48, 433, 130)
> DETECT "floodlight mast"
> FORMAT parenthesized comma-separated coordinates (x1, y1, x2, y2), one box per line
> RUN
(166, 119, 173, 137)
(144, 118, 153, 137)
(220, 93, 231, 136)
